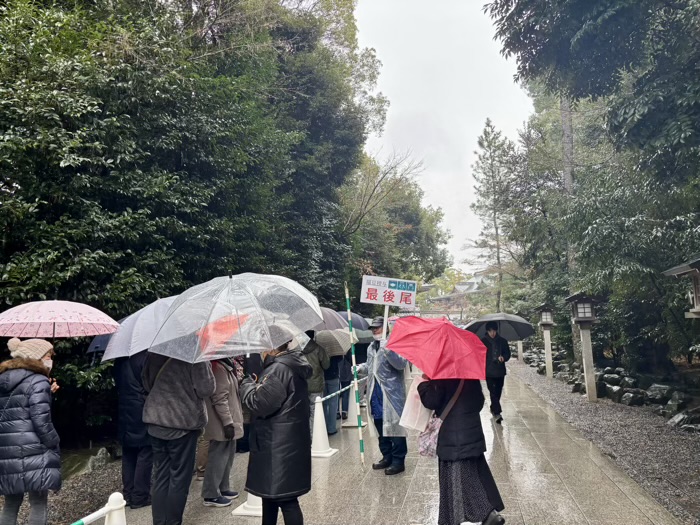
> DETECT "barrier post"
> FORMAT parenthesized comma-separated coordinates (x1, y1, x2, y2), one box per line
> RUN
(104, 493, 127, 525)
(70, 493, 126, 525)
(232, 492, 263, 517)
(342, 382, 367, 428)
(311, 396, 339, 458)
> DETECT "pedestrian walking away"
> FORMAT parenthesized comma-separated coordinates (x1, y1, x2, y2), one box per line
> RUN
(356, 317, 408, 475)
(142, 353, 215, 525)
(201, 358, 244, 507)
(0, 338, 61, 525)
(418, 378, 505, 525)
(240, 325, 312, 525)
(481, 321, 511, 424)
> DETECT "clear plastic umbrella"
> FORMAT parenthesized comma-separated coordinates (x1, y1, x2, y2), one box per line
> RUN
(101, 297, 177, 362)
(148, 274, 323, 363)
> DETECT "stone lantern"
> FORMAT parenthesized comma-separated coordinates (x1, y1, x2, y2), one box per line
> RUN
(565, 293, 599, 402)
(537, 304, 555, 378)
(663, 256, 700, 319)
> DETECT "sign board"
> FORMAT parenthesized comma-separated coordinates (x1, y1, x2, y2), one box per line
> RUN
(360, 275, 418, 309)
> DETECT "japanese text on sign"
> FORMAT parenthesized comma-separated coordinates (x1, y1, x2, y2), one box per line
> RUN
(360, 275, 417, 308)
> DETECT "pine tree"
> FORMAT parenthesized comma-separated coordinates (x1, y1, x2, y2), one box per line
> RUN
(470, 119, 516, 312)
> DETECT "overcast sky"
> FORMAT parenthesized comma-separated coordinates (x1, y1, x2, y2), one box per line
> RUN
(355, 0, 533, 273)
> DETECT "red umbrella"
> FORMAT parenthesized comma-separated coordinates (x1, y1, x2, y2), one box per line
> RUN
(387, 316, 486, 380)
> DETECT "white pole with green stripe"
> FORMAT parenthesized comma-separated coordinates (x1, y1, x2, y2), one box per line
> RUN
(344, 281, 366, 467)
(70, 493, 127, 525)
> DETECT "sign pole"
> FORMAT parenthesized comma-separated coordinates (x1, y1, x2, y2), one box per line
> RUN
(382, 304, 390, 340)
(344, 282, 366, 467)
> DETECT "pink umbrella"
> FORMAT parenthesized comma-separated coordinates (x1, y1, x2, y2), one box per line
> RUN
(0, 300, 120, 338)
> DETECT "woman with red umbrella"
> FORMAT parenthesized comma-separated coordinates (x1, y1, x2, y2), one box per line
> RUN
(418, 379, 505, 525)
(388, 317, 506, 525)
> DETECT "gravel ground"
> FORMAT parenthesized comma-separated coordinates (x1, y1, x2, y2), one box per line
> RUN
(510, 360, 700, 525)
(1, 460, 122, 525)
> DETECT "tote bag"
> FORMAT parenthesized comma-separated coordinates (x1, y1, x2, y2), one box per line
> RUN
(400, 376, 433, 432)
(418, 380, 464, 458)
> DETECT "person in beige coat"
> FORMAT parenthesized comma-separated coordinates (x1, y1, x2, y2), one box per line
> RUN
(201, 359, 244, 507)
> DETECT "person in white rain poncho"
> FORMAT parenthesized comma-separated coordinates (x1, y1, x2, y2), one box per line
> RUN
(356, 317, 408, 475)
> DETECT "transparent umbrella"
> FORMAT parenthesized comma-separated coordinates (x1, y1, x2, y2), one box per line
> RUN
(148, 274, 323, 363)
(101, 297, 177, 362)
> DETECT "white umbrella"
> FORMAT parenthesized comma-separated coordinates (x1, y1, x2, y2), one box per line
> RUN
(101, 297, 177, 362)
(148, 274, 323, 363)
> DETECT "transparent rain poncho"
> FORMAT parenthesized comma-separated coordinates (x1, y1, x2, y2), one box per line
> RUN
(148, 274, 323, 363)
(358, 339, 408, 437)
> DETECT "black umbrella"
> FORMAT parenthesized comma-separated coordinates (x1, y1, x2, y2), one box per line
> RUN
(465, 313, 535, 341)
(336, 311, 369, 331)
(87, 333, 111, 354)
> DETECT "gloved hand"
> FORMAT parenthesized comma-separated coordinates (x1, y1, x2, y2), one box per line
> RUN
(224, 424, 236, 440)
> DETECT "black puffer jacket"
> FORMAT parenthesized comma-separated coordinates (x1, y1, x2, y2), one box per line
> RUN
(240, 350, 312, 499)
(418, 379, 486, 461)
(113, 353, 149, 448)
(0, 358, 61, 495)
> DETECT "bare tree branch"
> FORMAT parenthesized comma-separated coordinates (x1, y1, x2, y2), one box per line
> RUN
(341, 151, 423, 235)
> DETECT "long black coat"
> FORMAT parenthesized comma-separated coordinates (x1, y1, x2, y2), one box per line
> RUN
(418, 379, 486, 461)
(113, 353, 149, 448)
(240, 350, 312, 499)
(481, 335, 511, 378)
(0, 358, 61, 495)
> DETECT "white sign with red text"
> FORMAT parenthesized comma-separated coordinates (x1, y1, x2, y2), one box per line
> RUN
(360, 275, 418, 309)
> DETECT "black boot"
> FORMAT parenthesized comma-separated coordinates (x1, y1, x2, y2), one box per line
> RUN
(482, 510, 505, 525)
(372, 458, 391, 470)
(385, 464, 405, 476)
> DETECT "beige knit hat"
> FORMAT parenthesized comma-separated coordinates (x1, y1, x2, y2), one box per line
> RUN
(7, 338, 54, 360)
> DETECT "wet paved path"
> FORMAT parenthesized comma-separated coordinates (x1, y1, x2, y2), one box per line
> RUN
(126, 374, 682, 525)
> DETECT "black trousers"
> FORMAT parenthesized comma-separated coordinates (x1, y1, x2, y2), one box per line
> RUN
(486, 377, 505, 416)
(262, 497, 303, 525)
(375, 419, 407, 467)
(236, 423, 251, 453)
(122, 445, 153, 506)
(151, 430, 199, 525)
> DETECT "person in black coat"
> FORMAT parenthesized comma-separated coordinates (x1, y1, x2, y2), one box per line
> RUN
(113, 352, 153, 509)
(239, 329, 312, 525)
(481, 321, 511, 424)
(0, 338, 60, 525)
(234, 354, 263, 453)
(418, 378, 505, 525)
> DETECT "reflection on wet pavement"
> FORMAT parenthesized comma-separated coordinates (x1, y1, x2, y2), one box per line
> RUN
(125, 374, 682, 525)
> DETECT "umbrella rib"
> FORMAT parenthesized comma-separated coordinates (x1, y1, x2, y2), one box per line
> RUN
(235, 278, 272, 350)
